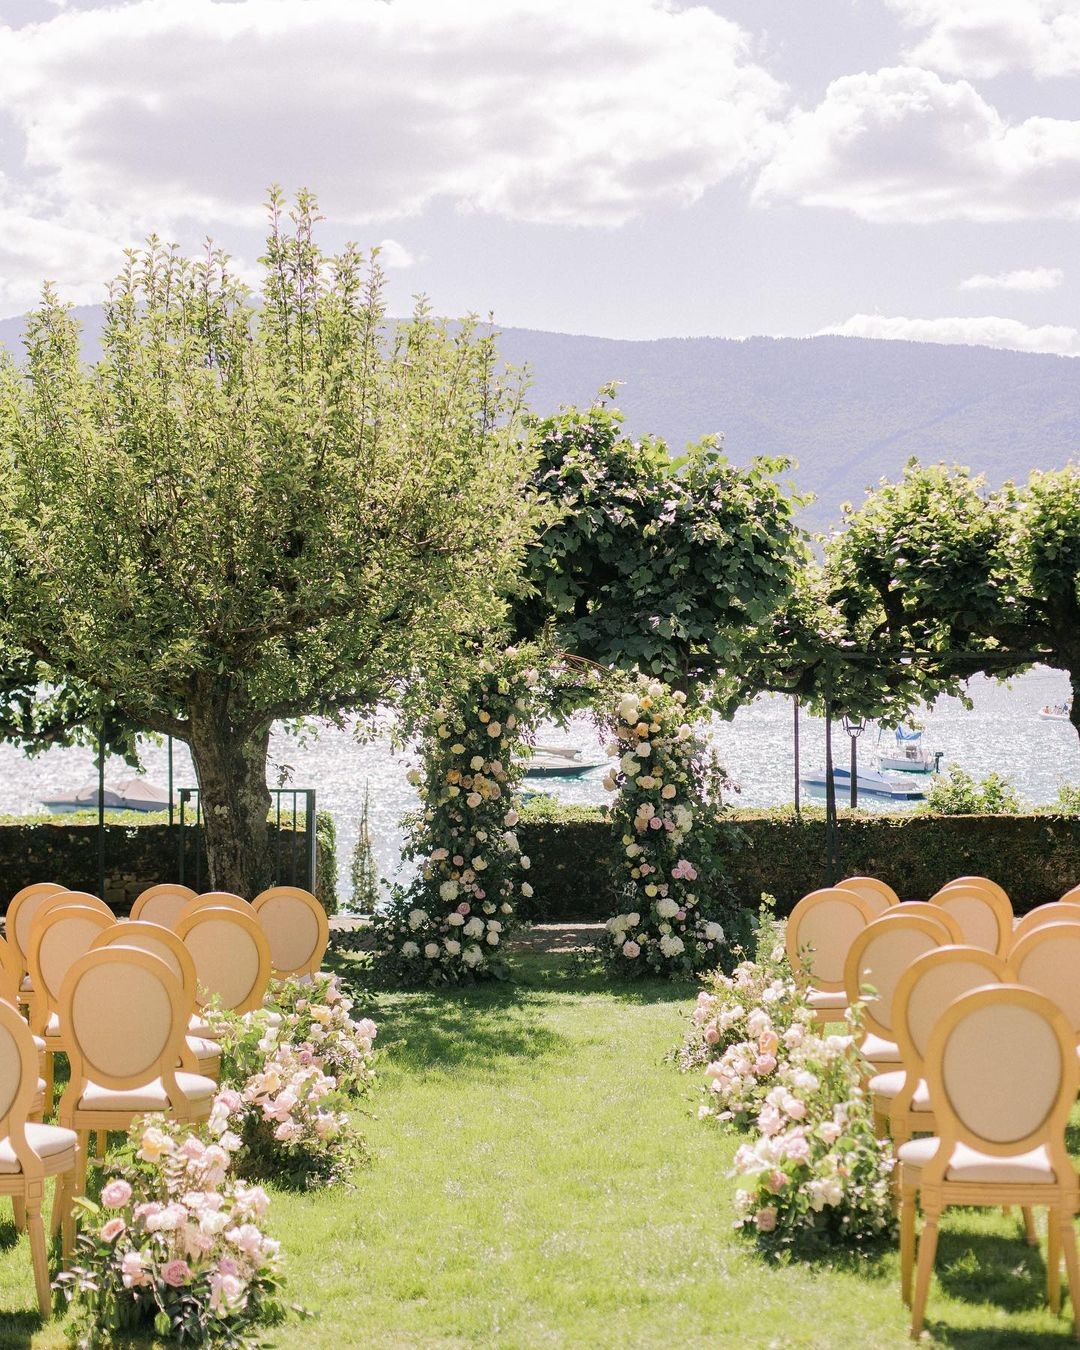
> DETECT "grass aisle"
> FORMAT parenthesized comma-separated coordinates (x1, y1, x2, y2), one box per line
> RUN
(2, 953, 1078, 1347)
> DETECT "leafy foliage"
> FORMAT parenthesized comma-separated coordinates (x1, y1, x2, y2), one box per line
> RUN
(922, 764, 1021, 815)
(349, 785, 382, 914)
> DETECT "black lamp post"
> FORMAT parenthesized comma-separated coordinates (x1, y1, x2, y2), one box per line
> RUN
(842, 715, 866, 809)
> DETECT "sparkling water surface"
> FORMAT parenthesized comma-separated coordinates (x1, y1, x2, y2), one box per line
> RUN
(0, 668, 1075, 907)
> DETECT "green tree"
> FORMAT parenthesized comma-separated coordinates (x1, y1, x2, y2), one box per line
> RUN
(0, 191, 542, 894)
(514, 397, 808, 702)
(349, 785, 381, 914)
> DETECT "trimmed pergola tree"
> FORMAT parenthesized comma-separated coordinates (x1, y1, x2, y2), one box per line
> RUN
(0, 192, 542, 894)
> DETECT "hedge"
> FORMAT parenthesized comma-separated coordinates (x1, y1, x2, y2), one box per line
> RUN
(0, 810, 338, 917)
(516, 801, 1080, 921)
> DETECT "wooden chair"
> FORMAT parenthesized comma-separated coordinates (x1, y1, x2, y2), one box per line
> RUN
(1058, 885, 1080, 906)
(177, 892, 253, 924)
(5, 883, 66, 1010)
(899, 985, 1080, 1338)
(27, 906, 115, 1111)
(90, 923, 221, 1078)
(129, 883, 197, 928)
(0, 998, 78, 1315)
(785, 888, 874, 1025)
(866, 903, 964, 942)
(872, 944, 1011, 1145)
(1012, 904, 1080, 947)
(844, 912, 959, 1070)
(176, 907, 272, 1020)
(1010, 924, 1080, 1053)
(0, 934, 23, 1006)
(53, 948, 215, 1253)
(252, 886, 329, 979)
(935, 876, 1011, 907)
(929, 884, 1012, 957)
(835, 876, 901, 916)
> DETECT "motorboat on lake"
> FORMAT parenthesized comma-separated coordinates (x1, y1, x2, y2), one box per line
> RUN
(1039, 703, 1072, 722)
(40, 777, 172, 814)
(877, 725, 943, 775)
(801, 764, 927, 802)
(520, 744, 604, 780)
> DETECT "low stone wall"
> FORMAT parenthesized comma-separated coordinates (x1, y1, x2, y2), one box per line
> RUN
(516, 804, 1080, 921)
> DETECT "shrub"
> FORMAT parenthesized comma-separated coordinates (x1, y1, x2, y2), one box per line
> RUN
(923, 764, 1021, 815)
(349, 786, 382, 914)
(1056, 784, 1080, 814)
(56, 1114, 286, 1347)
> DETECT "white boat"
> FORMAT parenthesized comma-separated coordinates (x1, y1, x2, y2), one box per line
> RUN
(41, 777, 172, 814)
(520, 744, 604, 780)
(1039, 703, 1071, 722)
(877, 726, 942, 775)
(801, 764, 927, 802)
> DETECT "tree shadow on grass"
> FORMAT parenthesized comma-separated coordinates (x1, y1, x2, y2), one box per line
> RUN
(373, 993, 575, 1075)
(0, 1310, 42, 1350)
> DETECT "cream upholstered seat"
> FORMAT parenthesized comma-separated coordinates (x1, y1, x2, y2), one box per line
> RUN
(90, 922, 221, 1077)
(844, 912, 959, 1070)
(252, 885, 329, 979)
(0, 997, 78, 1315)
(835, 875, 901, 916)
(53, 947, 214, 1253)
(176, 906, 272, 1019)
(1012, 904, 1080, 946)
(785, 888, 874, 1026)
(899, 984, 1080, 1339)
(929, 883, 1012, 957)
(5, 883, 66, 1012)
(27, 905, 115, 1111)
(129, 883, 197, 928)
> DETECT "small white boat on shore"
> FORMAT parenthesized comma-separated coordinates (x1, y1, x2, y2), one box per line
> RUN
(801, 764, 927, 802)
(41, 777, 172, 814)
(520, 744, 604, 780)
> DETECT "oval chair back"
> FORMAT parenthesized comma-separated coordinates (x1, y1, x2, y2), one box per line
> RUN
(1058, 885, 1080, 906)
(35, 892, 114, 925)
(129, 884, 197, 928)
(0, 934, 22, 1005)
(1012, 904, 1080, 946)
(1010, 923, 1080, 1046)
(835, 876, 900, 916)
(844, 913, 953, 1045)
(27, 906, 115, 1035)
(936, 875, 1011, 906)
(924, 984, 1076, 1168)
(176, 907, 271, 1015)
(786, 888, 874, 992)
(176, 893, 254, 926)
(893, 945, 1011, 1073)
(929, 885, 1012, 957)
(0, 997, 45, 1155)
(6, 883, 66, 974)
(90, 922, 198, 1012)
(869, 903, 964, 943)
(58, 947, 189, 1105)
(252, 886, 329, 978)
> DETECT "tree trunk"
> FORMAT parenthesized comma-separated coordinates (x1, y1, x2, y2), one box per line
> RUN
(187, 713, 273, 897)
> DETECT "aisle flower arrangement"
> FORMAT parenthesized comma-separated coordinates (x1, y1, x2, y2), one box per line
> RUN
(729, 1008, 895, 1252)
(600, 675, 731, 977)
(215, 979, 374, 1190)
(56, 1114, 286, 1347)
(375, 649, 543, 985)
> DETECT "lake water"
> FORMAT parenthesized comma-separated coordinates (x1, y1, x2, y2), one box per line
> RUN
(0, 667, 1075, 907)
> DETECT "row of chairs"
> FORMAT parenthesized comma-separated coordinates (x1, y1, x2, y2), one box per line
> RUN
(785, 874, 1080, 1338)
(0, 880, 330, 1315)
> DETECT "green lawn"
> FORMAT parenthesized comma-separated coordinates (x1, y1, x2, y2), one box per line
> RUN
(2, 953, 1078, 1348)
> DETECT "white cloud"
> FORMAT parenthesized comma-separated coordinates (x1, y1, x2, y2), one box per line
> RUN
(0, 0, 784, 232)
(375, 239, 421, 271)
(817, 312, 1080, 356)
(754, 66, 1080, 222)
(885, 0, 1080, 79)
(0, 178, 122, 312)
(959, 266, 1064, 291)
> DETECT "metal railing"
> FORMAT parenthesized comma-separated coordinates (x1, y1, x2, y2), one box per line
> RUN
(176, 788, 317, 893)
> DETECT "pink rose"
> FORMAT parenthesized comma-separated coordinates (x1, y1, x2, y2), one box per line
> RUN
(621, 940, 641, 958)
(757, 1104, 782, 1137)
(100, 1217, 126, 1242)
(755, 1207, 778, 1233)
(161, 1259, 191, 1288)
(704, 1025, 720, 1045)
(754, 1054, 777, 1076)
(456, 902, 470, 915)
(764, 1170, 787, 1196)
(783, 1131, 811, 1165)
(101, 1178, 132, 1209)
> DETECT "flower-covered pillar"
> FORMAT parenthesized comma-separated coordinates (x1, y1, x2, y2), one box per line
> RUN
(376, 651, 542, 983)
(600, 675, 729, 977)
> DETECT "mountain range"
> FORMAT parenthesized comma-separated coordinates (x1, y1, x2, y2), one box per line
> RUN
(3, 306, 1078, 529)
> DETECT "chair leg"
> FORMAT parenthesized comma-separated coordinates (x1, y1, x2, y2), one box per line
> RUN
(1049, 1208, 1062, 1315)
(1023, 1206, 1039, 1248)
(900, 1185, 917, 1308)
(25, 1188, 51, 1317)
(94, 1132, 106, 1162)
(12, 1194, 26, 1232)
(49, 1172, 66, 1241)
(1059, 1210, 1080, 1336)
(62, 1136, 87, 1259)
(42, 1052, 53, 1118)
(911, 1206, 941, 1339)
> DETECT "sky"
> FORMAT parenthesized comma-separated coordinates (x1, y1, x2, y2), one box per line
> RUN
(0, 0, 1079, 353)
